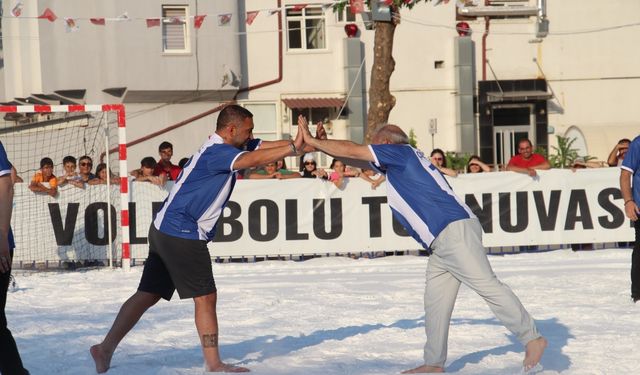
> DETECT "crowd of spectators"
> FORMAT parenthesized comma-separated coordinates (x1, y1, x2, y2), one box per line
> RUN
(17, 137, 631, 197)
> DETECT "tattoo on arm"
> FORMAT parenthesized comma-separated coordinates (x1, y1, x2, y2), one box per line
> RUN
(202, 333, 218, 348)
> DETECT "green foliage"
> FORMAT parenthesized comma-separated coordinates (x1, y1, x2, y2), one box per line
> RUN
(332, 0, 432, 13)
(408, 128, 418, 148)
(445, 152, 471, 172)
(548, 135, 579, 168)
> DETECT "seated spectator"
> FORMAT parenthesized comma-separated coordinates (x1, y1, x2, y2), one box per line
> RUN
(10, 164, 23, 183)
(430, 149, 458, 177)
(29, 157, 58, 197)
(360, 167, 385, 189)
(89, 163, 118, 186)
(506, 139, 551, 177)
(57, 155, 84, 188)
(130, 157, 166, 186)
(78, 155, 97, 182)
(154, 141, 182, 181)
(300, 153, 328, 179)
(466, 155, 491, 173)
(607, 138, 630, 167)
(275, 159, 301, 179)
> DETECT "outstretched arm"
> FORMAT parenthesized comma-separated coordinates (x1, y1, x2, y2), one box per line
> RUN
(298, 116, 374, 163)
(233, 126, 304, 171)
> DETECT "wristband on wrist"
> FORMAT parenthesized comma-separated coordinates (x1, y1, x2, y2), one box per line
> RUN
(289, 142, 297, 155)
(624, 199, 634, 205)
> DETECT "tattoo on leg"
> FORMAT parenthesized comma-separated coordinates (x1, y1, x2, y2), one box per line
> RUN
(202, 333, 218, 348)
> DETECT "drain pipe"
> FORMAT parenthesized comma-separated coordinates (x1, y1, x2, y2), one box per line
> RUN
(119, 0, 283, 152)
(481, 0, 490, 81)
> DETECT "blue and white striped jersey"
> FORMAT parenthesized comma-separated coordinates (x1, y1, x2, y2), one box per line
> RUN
(154, 134, 261, 241)
(0, 141, 15, 249)
(369, 144, 475, 249)
(621, 135, 640, 204)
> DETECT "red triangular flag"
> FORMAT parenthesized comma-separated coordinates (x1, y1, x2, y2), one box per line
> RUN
(384, 0, 394, 5)
(90, 18, 105, 26)
(146, 18, 160, 28)
(246, 11, 259, 26)
(292, 4, 307, 11)
(350, 0, 365, 14)
(194, 15, 206, 29)
(38, 8, 57, 22)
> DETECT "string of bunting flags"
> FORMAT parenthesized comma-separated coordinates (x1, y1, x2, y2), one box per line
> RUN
(4, 0, 451, 33)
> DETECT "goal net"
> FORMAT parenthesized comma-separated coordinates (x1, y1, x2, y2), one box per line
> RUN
(0, 105, 130, 270)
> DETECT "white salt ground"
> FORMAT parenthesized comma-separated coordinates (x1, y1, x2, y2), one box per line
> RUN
(6, 248, 640, 374)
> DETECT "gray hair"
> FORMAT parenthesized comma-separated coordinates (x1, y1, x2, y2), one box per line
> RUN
(374, 124, 409, 145)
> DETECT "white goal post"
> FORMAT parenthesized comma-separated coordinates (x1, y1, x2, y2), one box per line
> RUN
(0, 104, 131, 270)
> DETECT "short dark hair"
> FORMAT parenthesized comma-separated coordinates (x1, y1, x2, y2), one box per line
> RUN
(216, 105, 253, 131)
(178, 157, 189, 169)
(141, 157, 157, 169)
(79, 155, 92, 163)
(62, 155, 77, 165)
(40, 157, 53, 168)
(158, 141, 173, 152)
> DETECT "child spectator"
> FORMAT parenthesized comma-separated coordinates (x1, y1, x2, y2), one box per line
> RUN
(249, 159, 301, 180)
(29, 157, 58, 197)
(89, 163, 118, 186)
(130, 157, 167, 187)
(329, 159, 359, 188)
(78, 155, 96, 182)
(57, 155, 84, 188)
(466, 155, 491, 173)
(360, 167, 385, 190)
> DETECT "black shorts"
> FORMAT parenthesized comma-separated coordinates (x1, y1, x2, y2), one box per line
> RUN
(138, 225, 216, 300)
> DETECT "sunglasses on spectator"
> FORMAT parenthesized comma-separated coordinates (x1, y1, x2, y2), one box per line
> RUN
(80, 162, 93, 167)
(432, 157, 443, 161)
(304, 162, 315, 165)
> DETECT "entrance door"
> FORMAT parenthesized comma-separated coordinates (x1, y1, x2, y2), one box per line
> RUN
(492, 104, 535, 168)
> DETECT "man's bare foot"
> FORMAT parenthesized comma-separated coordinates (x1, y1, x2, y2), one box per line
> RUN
(90, 344, 113, 374)
(523, 336, 547, 371)
(205, 362, 250, 373)
(401, 364, 445, 373)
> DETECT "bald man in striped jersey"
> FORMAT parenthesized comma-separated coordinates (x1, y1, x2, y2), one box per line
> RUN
(297, 117, 547, 373)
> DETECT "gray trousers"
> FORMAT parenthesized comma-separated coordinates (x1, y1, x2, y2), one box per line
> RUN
(424, 218, 540, 367)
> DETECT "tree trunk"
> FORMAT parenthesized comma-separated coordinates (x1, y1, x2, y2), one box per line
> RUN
(365, 20, 397, 144)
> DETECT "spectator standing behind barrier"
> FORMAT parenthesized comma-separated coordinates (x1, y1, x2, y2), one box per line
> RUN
(90, 104, 316, 373)
(506, 139, 551, 177)
(57, 155, 84, 188)
(154, 141, 182, 181)
(300, 153, 327, 179)
(78, 156, 96, 183)
(0, 141, 30, 375)
(466, 155, 491, 173)
(29, 157, 58, 197)
(430, 149, 458, 177)
(329, 159, 359, 188)
(130, 157, 167, 187)
(620, 135, 640, 303)
(608, 138, 631, 167)
(297, 117, 547, 373)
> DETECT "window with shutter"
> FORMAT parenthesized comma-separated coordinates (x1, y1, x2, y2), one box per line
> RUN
(162, 6, 190, 53)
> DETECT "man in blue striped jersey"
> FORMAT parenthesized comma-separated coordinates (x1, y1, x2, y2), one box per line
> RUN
(91, 105, 307, 373)
(297, 118, 547, 373)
